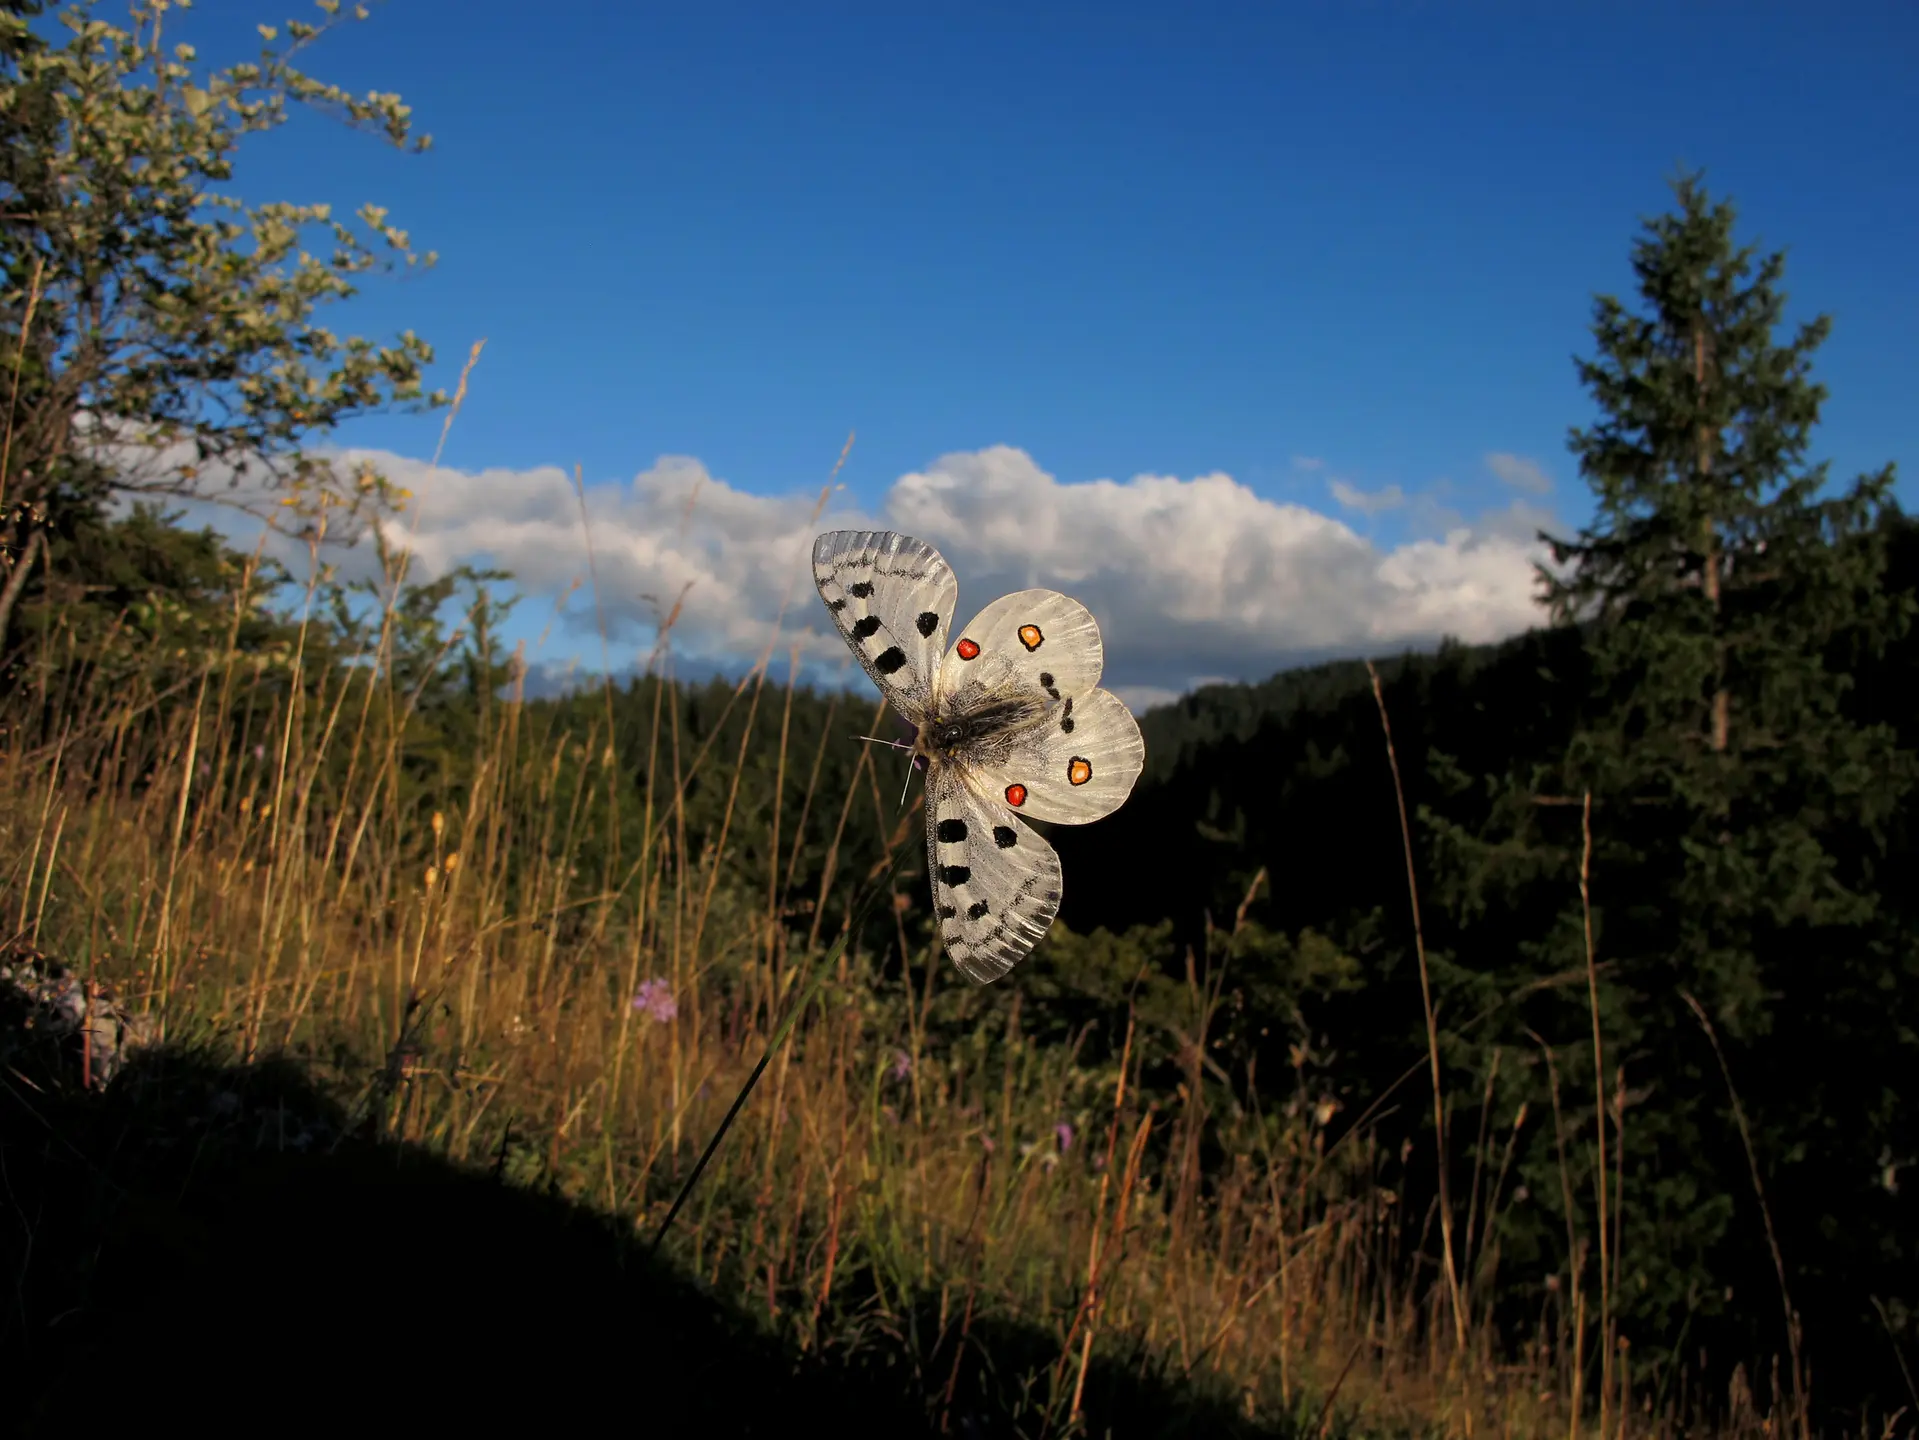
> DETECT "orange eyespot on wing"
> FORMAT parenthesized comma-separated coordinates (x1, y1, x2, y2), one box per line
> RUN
(1017, 624, 1044, 652)
(956, 637, 981, 661)
(1066, 757, 1092, 786)
(1004, 782, 1027, 808)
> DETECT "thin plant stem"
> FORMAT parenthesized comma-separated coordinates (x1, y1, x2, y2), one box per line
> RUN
(649, 848, 907, 1256)
(1681, 989, 1808, 1440)
(1582, 790, 1612, 1440)
(1367, 659, 1467, 1351)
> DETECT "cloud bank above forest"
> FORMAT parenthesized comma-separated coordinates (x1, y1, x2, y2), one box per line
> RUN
(177, 444, 1559, 712)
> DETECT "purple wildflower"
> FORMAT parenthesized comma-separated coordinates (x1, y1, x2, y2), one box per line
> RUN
(889, 1049, 913, 1082)
(1054, 1122, 1075, 1153)
(632, 977, 678, 1023)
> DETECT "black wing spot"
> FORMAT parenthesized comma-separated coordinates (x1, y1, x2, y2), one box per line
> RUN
(939, 865, 972, 887)
(993, 825, 1016, 849)
(937, 905, 956, 920)
(852, 615, 881, 639)
(967, 900, 990, 921)
(916, 610, 940, 637)
(1061, 717, 1076, 734)
(827, 598, 846, 612)
(936, 818, 968, 843)
(874, 647, 908, 675)
(1039, 672, 1053, 687)
(850, 581, 875, 599)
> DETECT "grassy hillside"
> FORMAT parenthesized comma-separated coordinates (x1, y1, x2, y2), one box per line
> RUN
(7, 505, 1910, 1434)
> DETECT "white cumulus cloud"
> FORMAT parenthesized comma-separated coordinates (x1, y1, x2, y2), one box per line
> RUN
(865, 446, 1552, 693)
(170, 443, 1558, 705)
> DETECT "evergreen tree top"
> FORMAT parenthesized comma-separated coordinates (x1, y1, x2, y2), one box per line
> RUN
(1544, 171, 1890, 631)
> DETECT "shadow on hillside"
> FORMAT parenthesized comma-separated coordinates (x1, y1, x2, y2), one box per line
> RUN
(0, 1040, 1293, 1438)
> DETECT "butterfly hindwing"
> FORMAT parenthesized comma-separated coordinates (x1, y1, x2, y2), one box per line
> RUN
(925, 759, 1062, 985)
(813, 530, 958, 722)
(988, 684, 1145, 825)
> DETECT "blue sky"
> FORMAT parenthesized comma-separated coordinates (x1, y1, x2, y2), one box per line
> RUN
(156, 0, 1917, 704)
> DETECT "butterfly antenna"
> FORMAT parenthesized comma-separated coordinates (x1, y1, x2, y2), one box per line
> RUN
(848, 732, 918, 813)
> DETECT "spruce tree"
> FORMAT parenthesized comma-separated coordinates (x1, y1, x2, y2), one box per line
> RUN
(1550, 174, 1903, 942)
(1433, 174, 1912, 1416)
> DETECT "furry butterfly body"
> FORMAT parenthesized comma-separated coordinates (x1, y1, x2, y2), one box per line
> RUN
(813, 530, 1145, 982)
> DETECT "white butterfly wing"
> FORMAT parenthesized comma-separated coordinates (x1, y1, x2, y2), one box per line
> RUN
(937, 588, 1105, 706)
(991, 686, 1145, 825)
(925, 758, 1063, 984)
(812, 530, 958, 723)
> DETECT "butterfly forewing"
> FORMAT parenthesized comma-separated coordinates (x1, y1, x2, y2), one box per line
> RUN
(924, 760, 1063, 984)
(936, 589, 1104, 714)
(987, 686, 1144, 825)
(812, 530, 958, 722)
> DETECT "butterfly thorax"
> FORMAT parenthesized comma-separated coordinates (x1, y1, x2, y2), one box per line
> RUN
(915, 686, 1049, 766)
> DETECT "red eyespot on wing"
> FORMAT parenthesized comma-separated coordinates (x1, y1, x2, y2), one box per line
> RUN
(1004, 782, 1027, 808)
(1067, 757, 1092, 786)
(1017, 624, 1043, 652)
(956, 637, 980, 661)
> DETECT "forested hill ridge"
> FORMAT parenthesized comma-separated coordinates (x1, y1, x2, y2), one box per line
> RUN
(1062, 622, 1596, 937)
(1070, 505, 1918, 943)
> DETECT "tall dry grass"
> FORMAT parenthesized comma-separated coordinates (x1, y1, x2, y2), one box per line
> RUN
(0, 421, 1822, 1438)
